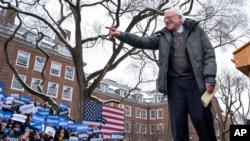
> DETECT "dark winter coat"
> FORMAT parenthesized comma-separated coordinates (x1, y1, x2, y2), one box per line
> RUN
(118, 18, 217, 95)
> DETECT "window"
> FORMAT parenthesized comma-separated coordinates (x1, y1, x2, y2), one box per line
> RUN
(141, 124, 147, 134)
(154, 96, 162, 103)
(137, 96, 143, 103)
(119, 89, 127, 97)
(34, 56, 45, 72)
(47, 82, 59, 98)
(31, 78, 41, 92)
(11, 74, 26, 91)
(142, 109, 147, 119)
(16, 50, 30, 67)
(135, 123, 141, 133)
(136, 108, 141, 118)
(62, 86, 73, 101)
(56, 44, 71, 57)
(125, 105, 131, 116)
(50, 61, 61, 76)
(65, 66, 75, 80)
(99, 83, 109, 93)
(150, 124, 156, 134)
(157, 123, 164, 134)
(157, 108, 163, 119)
(125, 121, 131, 133)
(26, 32, 38, 44)
(150, 109, 155, 119)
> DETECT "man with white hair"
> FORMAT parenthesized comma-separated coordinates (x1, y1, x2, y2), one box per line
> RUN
(106, 7, 217, 141)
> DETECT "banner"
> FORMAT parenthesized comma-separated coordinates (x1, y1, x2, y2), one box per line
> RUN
(44, 126, 56, 137)
(19, 103, 37, 114)
(37, 109, 50, 117)
(11, 114, 27, 123)
(13, 98, 25, 105)
(31, 113, 45, 123)
(59, 120, 69, 129)
(110, 132, 125, 141)
(76, 124, 89, 134)
(46, 115, 59, 127)
(30, 123, 44, 132)
(21, 95, 31, 104)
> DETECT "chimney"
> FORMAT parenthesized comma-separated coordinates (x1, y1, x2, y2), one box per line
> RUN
(0, 9, 16, 24)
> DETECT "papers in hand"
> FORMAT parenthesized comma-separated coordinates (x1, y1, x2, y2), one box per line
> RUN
(201, 83, 219, 107)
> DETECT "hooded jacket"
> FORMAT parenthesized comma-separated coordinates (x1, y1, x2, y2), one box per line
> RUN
(118, 18, 217, 95)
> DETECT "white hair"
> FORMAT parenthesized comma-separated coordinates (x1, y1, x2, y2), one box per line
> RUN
(166, 7, 185, 23)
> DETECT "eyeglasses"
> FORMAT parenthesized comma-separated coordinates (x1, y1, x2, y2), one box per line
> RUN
(164, 15, 179, 20)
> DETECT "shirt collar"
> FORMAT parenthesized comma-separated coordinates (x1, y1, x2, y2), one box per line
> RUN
(176, 25, 184, 33)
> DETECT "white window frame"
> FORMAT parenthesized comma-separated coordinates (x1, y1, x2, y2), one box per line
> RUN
(157, 108, 163, 119)
(47, 82, 59, 98)
(11, 74, 26, 91)
(150, 109, 156, 119)
(137, 96, 143, 103)
(142, 109, 147, 119)
(136, 108, 141, 118)
(31, 78, 41, 92)
(34, 56, 45, 72)
(141, 124, 147, 134)
(125, 121, 131, 133)
(16, 50, 30, 68)
(50, 61, 61, 77)
(100, 83, 109, 93)
(157, 123, 164, 134)
(125, 105, 131, 117)
(65, 66, 75, 80)
(62, 86, 73, 101)
(154, 96, 162, 103)
(135, 123, 141, 133)
(119, 89, 127, 97)
(150, 124, 156, 134)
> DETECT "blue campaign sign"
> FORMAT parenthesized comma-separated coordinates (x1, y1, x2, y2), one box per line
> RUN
(76, 124, 89, 134)
(30, 123, 43, 132)
(4, 111, 13, 120)
(68, 123, 79, 132)
(21, 95, 31, 104)
(59, 120, 69, 129)
(0, 110, 4, 121)
(46, 115, 60, 127)
(38, 109, 50, 117)
(32, 112, 46, 123)
(59, 102, 68, 110)
(110, 132, 125, 141)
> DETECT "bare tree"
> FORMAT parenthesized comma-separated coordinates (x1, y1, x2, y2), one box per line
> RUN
(0, 0, 249, 123)
(215, 68, 250, 141)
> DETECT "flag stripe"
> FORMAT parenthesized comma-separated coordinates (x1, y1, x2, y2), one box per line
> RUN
(83, 101, 124, 139)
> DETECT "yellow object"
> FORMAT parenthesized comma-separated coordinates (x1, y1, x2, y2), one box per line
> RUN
(201, 83, 219, 107)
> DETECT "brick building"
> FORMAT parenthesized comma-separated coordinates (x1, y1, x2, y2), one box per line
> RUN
(0, 9, 225, 141)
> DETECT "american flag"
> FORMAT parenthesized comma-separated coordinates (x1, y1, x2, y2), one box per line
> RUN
(82, 101, 124, 139)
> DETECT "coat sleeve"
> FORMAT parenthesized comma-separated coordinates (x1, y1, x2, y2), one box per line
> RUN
(199, 27, 217, 84)
(117, 32, 160, 50)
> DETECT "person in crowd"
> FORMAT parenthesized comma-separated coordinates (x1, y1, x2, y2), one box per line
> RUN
(106, 7, 217, 141)
(19, 129, 30, 141)
(0, 133, 8, 141)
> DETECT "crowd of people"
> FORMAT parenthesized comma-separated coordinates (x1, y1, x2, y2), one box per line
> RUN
(0, 98, 106, 141)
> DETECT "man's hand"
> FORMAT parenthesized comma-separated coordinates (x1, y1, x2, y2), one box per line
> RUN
(106, 26, 120, 38)
(206, 83, 215, 94)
